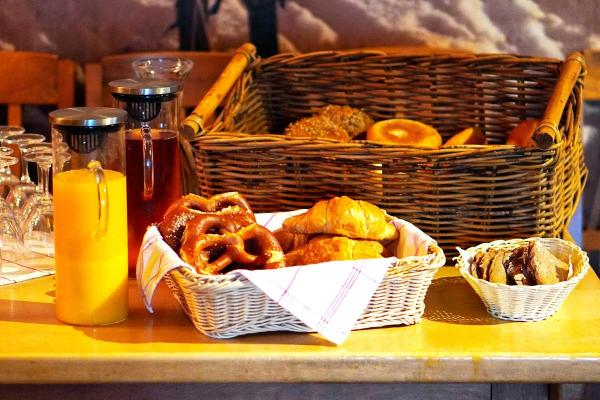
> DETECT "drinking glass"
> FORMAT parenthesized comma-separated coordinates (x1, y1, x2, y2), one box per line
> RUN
(18, 143, 53, 225)
(0, 155, 19, 212)
(0, 126, 25, 146)
(22, 151, 55, 257)
(0, 156, 23, 262)
(0, 146, 19, 197)
(4, 134, 46, 210)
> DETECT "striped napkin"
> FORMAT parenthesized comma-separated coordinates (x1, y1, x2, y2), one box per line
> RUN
(137, 211, 434, 344)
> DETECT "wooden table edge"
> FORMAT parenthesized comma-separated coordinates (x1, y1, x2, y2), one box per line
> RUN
(1, 355, 599, 384)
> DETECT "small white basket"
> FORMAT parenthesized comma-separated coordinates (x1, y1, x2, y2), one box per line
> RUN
(455, 237, 590, 322)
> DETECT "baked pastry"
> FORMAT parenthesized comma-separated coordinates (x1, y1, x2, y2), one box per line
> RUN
(506, 119, 539, 147)
(470, 251, 485, 279)
(284, 116, 351, 142)
(316, 105, 374, 138)
(472, 248, 497, 281)
(285, 235, 385, 266)
(162, 192, 253, 217)
(488, 251, 509, 284)
(282, 196, 398, 241)
(468, 239, 570, 286)
(441, 127, 487, 147)
(273, 228, 311, 253)
(367, 118, 442, 148)
(526, 240, 569, 284)
(158, 192, 255, 252)
(505, 245, 532, 285)
(179, 213, 253, 238)
(180, 222, 285, 275)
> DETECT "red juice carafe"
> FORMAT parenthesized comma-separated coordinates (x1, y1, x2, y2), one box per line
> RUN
(109, 79, 182, 277)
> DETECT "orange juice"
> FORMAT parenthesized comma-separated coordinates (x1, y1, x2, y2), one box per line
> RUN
(53, 169, 128, 326)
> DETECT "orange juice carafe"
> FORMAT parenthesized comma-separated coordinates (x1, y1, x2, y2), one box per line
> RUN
(50, 107, 129, 326)
(109, 79, 182, 277)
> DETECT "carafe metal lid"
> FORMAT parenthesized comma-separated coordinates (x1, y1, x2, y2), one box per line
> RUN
(108, 78, 180, 96)
(49, 107, 127, 127)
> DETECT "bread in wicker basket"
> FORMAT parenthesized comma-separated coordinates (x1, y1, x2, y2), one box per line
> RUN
(455, 237, 589, 322)
(157, 210, 446, 339)
(182, 46, 588, 260)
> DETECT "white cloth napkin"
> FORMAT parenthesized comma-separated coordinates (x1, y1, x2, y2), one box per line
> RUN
(137, 211, 434, 344)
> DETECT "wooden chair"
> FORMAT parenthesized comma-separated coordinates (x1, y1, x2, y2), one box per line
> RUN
(0, 51, 76, 125)
(84, 50, 233, 109)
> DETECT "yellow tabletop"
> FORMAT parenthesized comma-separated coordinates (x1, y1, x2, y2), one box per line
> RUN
(1, 267, 599, 384)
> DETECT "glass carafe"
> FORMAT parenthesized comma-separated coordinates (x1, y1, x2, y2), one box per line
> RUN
(109, 78, 182, 276)
(49, 107, 129, 326)
(132, 57, 193, 84)
(132, 57, 193, 121)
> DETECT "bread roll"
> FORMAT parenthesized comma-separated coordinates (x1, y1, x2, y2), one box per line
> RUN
(284, 116, 351, 142)
(367, 118, 442, 148)
(442, 127, 487, 147)
(317, 105, 373, 138)
(506, 119, 539, 147)
(282, 196, 398, 241)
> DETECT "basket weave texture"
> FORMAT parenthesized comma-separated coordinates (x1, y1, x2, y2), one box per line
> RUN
(456, 237, 589, 321)
(164, 242, 445, 339)
(186, 48, 587, 257)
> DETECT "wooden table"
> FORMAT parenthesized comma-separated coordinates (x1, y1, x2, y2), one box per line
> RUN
(1, 267, 599, 399)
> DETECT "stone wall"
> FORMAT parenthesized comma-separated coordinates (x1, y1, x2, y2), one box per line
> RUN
(1, 0, 599, 62)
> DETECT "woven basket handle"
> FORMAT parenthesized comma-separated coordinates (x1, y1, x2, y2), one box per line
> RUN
(534, 52, 586, 149)
(182, 43, 257, 140)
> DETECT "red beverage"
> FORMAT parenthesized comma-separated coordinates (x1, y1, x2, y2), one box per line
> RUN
(126, 129, 181, 276)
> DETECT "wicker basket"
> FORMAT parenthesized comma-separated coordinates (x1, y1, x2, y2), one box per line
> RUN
(181, 44, 587, 257)
(160, 212, 446, 339)
(455, 237, 590, 321)
(165, 246, 445, 339)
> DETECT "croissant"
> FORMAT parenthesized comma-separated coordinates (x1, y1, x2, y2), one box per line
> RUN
(282, 196, 398, 241)
(273, 228, 311, 253)
(285, 235, 385, 266)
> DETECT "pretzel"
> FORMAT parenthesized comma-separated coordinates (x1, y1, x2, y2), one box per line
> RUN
(183, 213, 252, 237)
(158, 192, 255, 252)
(179, 223, 285, 275)
(163, 192, 253, 216)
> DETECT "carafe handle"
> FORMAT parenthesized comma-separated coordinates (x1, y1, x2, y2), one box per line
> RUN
(142, 125, 154, 201)
(87, 160, 109, 239)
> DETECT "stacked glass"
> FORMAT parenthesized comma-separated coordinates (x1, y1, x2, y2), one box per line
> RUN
(0, 129, 56, 261)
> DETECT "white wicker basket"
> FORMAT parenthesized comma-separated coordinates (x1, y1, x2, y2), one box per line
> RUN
(162, 236, 446, 339)
(456, 237, 590, 322)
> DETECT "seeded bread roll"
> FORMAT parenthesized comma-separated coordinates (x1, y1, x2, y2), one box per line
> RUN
(317, 105, 374, 138)
(284, 116, 351, 142)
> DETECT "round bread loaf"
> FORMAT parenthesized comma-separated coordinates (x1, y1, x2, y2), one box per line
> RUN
(367, 118, 442, 148)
